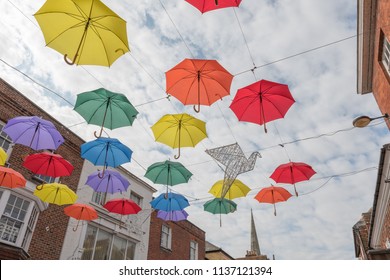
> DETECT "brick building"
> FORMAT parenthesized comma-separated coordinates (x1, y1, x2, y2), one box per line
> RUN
(205, 241, 234, 260)
(352, 144, 390, 259)
(357, 0, 390, 128)
(147, 210, 205, 260)
(0, 78, 156, 259)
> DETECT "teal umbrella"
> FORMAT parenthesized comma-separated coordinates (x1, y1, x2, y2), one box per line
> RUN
(204, 198, 237, 226)
(144, 160, 192, 187)
(74, 88, 139, 138)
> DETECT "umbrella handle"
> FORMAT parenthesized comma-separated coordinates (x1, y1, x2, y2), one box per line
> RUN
(174, 147, 181, 159)
(273, 203, 277, 216)
(64, 54, 77, 65)
(193, 104, 200, 113)
(94, 128, 103, 138)
(36, 184, 44, 191)
(72, 220, 80, 232)
(294, 184, 299, 197)
(98, 167, 106, 179)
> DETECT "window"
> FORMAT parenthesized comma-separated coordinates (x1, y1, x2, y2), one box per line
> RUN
(190, 240, 198, 260)
(34, 174, 56, 184)
(81, 224, 136, 260)
(92, 191, 107, 206)
(381, 35, 390, 76)
(0, 190, 39, 250)
(0, 122, 13, 161)
(160, 224, 171, 250)
(130, 191, 142, 206)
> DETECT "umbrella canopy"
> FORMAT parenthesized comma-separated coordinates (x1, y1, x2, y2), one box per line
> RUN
(151, 113, 207, 159)
(64, 203, 98, 231)
(254, 186, 292, 216)
(34, 182, 77, 205)
(3, 116, 64, 150)
(34, 0, 130, 66)
(165, 58, 233, 112)
(144, 160, 192, 186)
(81, 137, 132, 172)
(186, 0, 242, 13)
(229, 79, 295, 133)
(103, 198, 141, 215)
(0, 147, 7, 166)
(150, 193, 190, 211)
(208, 179, 251, 200)
(0, 166, 26, 189)
(86, 170, 130, 194)
(203, 198, 237, 226)
(23, 152, 74, 178)
(270, 161, 316, 196)
(157, 209, 189, 222)
(74, 88, 138, 138)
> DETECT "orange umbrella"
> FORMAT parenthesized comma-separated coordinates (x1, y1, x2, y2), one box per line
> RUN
(165, 58, 233, 112)
(254, 186, 292, 216)
(0, 166, 26, 189)
(64, 203, 98, 231)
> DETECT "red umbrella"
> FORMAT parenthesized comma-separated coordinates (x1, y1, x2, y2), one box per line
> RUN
(185, 0, 242, 13)
(165, 58, 233, 112)
(23, 152, 74, 178)
(0, 166, 26, 189)
(64, 203, 98, 231)
(254, 186, 292, 216)
(103, 198, 141, 215)
(270, 161, 316, 196)
(229, 79, 295, 133)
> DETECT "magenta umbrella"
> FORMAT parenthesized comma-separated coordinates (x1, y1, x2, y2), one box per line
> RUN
(85, 170, 130, 194)
(3, 116, 64, 150)
(186, 0, 242, 13)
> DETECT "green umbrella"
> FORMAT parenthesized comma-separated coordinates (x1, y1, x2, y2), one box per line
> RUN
(144, 160, 193, 187)
(74, 88, 139, 137)
(204, 198, 237, 226)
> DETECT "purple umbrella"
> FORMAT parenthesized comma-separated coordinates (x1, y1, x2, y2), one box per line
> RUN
(86, 170, 130, 194)
(3, 116, 64, 150)
(157, 209, 189, 221)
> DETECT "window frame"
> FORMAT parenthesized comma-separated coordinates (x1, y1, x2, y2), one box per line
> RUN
(190, 240, 198, 260)
(130, 191, 143, 207)
(0, 121, 14, 165)
(160, 224, 172, 250)
(380, 32, 390, 78)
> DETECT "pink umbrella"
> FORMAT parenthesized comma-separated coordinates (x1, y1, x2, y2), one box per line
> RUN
(186, 0, 242, 13)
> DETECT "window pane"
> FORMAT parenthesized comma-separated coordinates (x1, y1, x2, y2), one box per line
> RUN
(111, 236, 127, 260)
(81, 225, 98, 260)
(93, 229, 112, 260)
(0, 216, 22, 243)
(126, 241, 136, 260)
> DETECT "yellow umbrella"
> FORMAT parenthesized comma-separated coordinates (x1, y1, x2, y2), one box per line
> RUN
(34, 0, 130, 66)
(151, 113, 207, 159)
(209, 179, 251, 200)
(34, 183, 77, 206)
(0, 147, 7, 166)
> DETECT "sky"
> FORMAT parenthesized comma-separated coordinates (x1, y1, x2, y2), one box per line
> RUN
(0, 0, 389, 260)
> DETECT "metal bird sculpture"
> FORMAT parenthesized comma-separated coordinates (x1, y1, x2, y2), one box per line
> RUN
(206, 143, 261, 198)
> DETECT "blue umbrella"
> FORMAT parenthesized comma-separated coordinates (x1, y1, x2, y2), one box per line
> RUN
(150, 192, 189, 211)
(81, 137, 132, 177)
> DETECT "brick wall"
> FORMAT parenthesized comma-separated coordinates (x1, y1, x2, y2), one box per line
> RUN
(147, 210, 205, 260)
(379, 202, 390, 247)
(0, 78, 85, 259)
(372, 0, 390, 129)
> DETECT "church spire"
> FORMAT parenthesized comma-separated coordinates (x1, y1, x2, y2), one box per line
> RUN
(250, 209, 261, 255)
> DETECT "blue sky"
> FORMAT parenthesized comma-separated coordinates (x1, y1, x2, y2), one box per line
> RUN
(1, 0, 389, 259)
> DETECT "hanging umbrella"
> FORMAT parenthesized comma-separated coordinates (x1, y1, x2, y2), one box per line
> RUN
(23, 152, 74, 178)
(0, 147, 7, 166)
(151, 113, 207, 159)
(34, 182, 77, 205)
(144, 160, 192, 187)
(203, 198, 237, 226)
(34, 0, 130, 66)
(73, 88, 138, 138)
(0, 166, 26, 189)
(165, 58, 233, 112)
(64, 203, 98, 231)
(270, 161, 316, 196)
(85, 170, 130, 194)
(103, 198, 141, 215)
(81, 137, 132, 177)
(229, 79, 295, 133)
(157, 209, 189, 222)
(254, 186, 292, 216)
(3, 116, 64, 150)
(150, 192, 190, 211)
(186, 0, 242, 13)
(208, 179, 251, 200)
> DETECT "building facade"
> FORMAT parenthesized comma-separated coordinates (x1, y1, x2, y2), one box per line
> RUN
(147, 210, 205, 260)
(357, 0, 390, 128)
(0, 78, 156, 260)
(205, 241, 234, 260)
